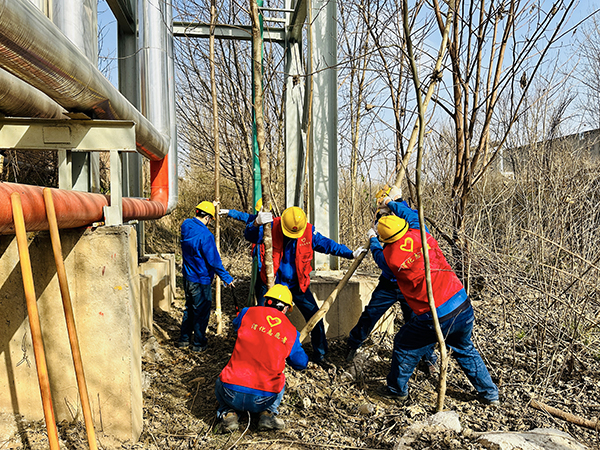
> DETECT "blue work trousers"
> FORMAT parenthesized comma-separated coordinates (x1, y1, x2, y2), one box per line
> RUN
(257, 282, 327, 360)
(348, 280, 414, 349)
(215, 378, 284, 418)
(179, 279, 212, 347)
(386, 302, 498, 402)
(348, 279, 436, 366)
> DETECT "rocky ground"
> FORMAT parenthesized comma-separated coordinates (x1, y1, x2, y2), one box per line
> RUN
(3, 266, 600, 449)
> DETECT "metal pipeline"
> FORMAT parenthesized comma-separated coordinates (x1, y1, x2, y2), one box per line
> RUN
(0, 182, 167, 235)
(0, 68, 66, 119)
(141, 0, 179, 212)
(0, 0, 168, 161)
(0, 0, 176, 231)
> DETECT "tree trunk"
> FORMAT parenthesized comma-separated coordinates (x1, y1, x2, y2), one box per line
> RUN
(250, 0, 274, 288)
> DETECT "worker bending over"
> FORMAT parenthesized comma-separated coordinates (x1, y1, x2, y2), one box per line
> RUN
(346, 190, 437, 377)
(215, 284, 308, 432)
(376, 195, 499, 405)
(245, 206, 366, 368)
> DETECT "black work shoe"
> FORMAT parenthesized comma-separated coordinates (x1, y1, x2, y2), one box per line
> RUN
(377, 385, 408, 403)
(221, 411, 239, 432)
(479, 397, 500, 407)
(314, 356, 334, 370)
(346, 347, 358, 362)
(191, 344, 208, 352)
(176, 341, 189, 349)
(258, 411, 285, 430)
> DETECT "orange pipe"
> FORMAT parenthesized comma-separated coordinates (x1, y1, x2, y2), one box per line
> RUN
(43, 188, 98, 450)
(0, 155, 169, 234)
(11, 192, 61, 450)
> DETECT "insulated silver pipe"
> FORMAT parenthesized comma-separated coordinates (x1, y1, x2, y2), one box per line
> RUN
(165, 1, 179, 212)
(50, 0, 98, 65)
(140, 0, 179, 211)
(0, 68, 66, 119)
(0, 0, 168, 161)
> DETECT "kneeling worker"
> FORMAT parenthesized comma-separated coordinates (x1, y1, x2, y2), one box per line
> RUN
(215, 284, 308, 432)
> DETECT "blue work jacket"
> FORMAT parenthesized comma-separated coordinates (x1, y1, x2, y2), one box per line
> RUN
(244, 222, 353, 290)
(181, 217, 233, 285)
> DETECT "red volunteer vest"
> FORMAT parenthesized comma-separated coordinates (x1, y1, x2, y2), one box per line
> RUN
(219, 307, 298, 393)
(383, 228, 464, 315)
(259, 217, 314, 293)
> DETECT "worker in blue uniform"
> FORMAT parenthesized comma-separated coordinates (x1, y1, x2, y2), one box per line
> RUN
(178, 201, 234, 352)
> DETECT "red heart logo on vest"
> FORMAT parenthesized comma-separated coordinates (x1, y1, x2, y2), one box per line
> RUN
(400, 237, 414, 253)
(267, 316, 282, 327)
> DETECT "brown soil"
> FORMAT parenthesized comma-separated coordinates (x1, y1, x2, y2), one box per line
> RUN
(4, 260, 600, 449)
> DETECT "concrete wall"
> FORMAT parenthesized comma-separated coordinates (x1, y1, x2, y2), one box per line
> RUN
(288, 271, 394, 342)
(0, 226, 142, 442)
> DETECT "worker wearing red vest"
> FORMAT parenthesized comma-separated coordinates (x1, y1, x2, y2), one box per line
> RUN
(375, 196, 499, 405)
(216, 284, 308, 432)
(245, 206, 366, 368)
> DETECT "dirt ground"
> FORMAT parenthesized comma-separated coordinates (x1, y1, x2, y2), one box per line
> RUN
(3, 264, 600, 449)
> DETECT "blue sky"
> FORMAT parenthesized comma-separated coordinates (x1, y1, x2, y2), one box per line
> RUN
(97, 0, 118, 86)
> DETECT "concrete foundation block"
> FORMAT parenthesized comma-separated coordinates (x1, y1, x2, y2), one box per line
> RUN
(139, 255, 174, 312)
(288, 271, 393, 342)
(0, 226, 142, 442)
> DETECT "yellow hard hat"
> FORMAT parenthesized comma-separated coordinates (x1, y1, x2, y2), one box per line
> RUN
(195, 201, 216, 218)
(264, 284, 293, 311)
(281, 206, 307, 238)
(377, 215, 409, 243)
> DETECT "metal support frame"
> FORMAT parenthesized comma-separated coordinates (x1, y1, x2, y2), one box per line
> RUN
(173, 22, 285, 44)
(308, 0, 339, 270)
(173, 0, 340, 270)
(0, 118, 137, 226)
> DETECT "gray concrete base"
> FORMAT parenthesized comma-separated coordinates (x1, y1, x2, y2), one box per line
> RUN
(140, 254, 175, 312)
(288, 271, 394, 342)
(0, 226, 142, 442)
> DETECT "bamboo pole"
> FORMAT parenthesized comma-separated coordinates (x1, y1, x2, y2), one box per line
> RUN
(299, 239, 370, 342)
(11, 192, 60, 450)
(210, 0, 223, 335)
(43, 188, 98, 450)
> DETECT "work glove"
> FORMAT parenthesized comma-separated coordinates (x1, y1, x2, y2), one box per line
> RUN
(255, 211, 273, 225)
(219, 209, 230, 216)
(353, 246, 367, 259)
(367, 228, 377, 239)
(388, 185, 402, 200)
(377, 196, 392, 207)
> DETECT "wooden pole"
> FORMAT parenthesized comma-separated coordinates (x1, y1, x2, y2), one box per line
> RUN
(250, 0, 274, 288)
(531, 399, 600, 431)
(299, 239, 369, 342)
(43, 188, 98, 450)
(210, 0, 223, 334)
(11, 192, 60, 450)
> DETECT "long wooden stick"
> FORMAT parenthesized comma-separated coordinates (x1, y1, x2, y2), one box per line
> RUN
(531, 399, 600, 431)
(43, 188, 98, 450)
(11, 192, 60, 450)
(299, 239, 370, 342)
(250, 0, 275, 289)
(210, 0, 223, 335)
